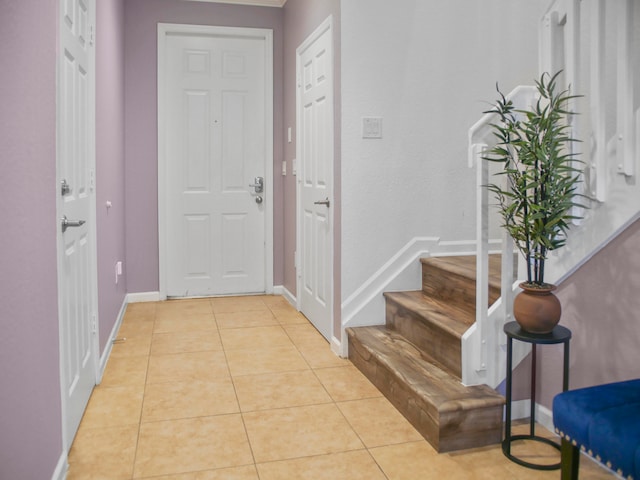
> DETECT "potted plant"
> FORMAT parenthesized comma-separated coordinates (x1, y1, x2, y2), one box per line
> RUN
(483, 71, 584, 333)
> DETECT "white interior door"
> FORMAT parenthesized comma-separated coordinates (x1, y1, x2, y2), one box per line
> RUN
(57, 0, 98, 449)
(159, 25, 273, 298)
(297, 18, 334, 340)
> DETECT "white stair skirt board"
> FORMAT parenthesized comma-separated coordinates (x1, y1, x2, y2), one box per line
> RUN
(340, 237, 477, 345)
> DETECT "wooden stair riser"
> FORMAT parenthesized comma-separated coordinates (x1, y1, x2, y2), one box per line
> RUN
(385, 299, 461, 379)
(347, 328, 504, 452)
(437, 406, 503, 452)
(422, 267, 477, 316)
(421, 256, 503, 313)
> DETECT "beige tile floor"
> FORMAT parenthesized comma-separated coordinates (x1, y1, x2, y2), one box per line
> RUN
(68, 295, 615, 479)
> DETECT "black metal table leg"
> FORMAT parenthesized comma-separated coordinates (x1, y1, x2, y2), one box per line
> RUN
(501, 322, 572, 470)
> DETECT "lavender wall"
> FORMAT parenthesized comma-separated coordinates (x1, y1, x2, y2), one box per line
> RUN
(124, 0, 284, 293)
(536, 218, 640, 408)
(0, 2, 63, 478)
(97, 0, 127, 353)
(509, 218, 640, 408)
(282, 0, 341, 334)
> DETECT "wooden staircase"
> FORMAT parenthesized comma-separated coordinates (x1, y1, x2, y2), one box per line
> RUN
(346, 256, 505, 452)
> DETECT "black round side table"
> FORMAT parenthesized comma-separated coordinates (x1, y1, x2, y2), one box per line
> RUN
(502, 321, 571, 470)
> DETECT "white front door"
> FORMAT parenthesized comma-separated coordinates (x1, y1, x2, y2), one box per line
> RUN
(57, 0, 98, 448)
(159, 25, 273, 298)
(297, 18, 334, 340)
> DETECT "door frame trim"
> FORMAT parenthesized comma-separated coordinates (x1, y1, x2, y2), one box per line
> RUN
(157, 23, 274, 298)
(56, 0, 99, 453)
(295, 15, 335, 336)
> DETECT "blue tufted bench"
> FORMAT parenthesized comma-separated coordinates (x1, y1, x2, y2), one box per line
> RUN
(553, 379, 640, 480)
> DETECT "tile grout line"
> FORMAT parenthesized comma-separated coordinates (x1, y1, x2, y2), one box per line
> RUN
(320, 364, 392, 480)
(272, 303, 395, 478)
(130, 302, 157, 480)
(216, 297, 261, 477)
(69, 296, 615, 479)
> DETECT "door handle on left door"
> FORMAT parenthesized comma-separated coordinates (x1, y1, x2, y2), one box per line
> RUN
(61, 215, 86, 233)
(314, 198, 330, 207)
(248, 176, 264, 193)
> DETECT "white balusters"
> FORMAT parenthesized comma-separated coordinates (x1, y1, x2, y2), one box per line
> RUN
(617, 0, 635, 178)
(464, 0, 638, 389)
(590, 0, 607, 201)
(465, 87, 537, 386)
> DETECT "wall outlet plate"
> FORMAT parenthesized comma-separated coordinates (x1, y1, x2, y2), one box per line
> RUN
(362, 117, 383, 139)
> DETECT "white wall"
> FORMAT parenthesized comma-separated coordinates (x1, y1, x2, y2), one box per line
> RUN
(340, 1, 548, 306)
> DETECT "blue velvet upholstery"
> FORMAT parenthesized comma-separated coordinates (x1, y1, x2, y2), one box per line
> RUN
(553, 379, 640, 480)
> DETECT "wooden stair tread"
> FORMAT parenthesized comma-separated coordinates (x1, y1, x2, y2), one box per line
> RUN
(348, 255, 508, 451)
(347, 325, 505, 451)
(347, 326, 504, 411)
(384, 290, 475, 333)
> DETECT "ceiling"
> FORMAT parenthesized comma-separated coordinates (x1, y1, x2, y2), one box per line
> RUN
(183, 0, 287, 7)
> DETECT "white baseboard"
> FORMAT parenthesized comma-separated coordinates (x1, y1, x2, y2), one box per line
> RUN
(127, 291, 162, 303)
(97, 296, 128, 383)
(509, 400, 556, 435)
(274, 285, 296, 307)
(128, 289, 297, 304)
(51, 451, 68, 480)
(331, 335, 346, 358)
(535, 403, 555, 433)
(509, 399, 531, 421)
(274, 286, 340, 356)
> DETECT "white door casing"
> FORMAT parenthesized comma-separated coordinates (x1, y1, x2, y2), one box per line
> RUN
(57, 0, 98, 450)
(296, 17, 334, 341)
(158, 24, 274, 298)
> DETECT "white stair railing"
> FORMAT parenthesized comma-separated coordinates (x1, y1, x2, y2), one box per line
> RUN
(463, 86, 537, 388)
(463, 0, 639, 389)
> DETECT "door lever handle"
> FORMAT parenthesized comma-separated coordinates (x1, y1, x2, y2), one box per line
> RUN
(248, 176, 264, 193)
(314, 198, 330, 207)
(61, 215, 86, 233)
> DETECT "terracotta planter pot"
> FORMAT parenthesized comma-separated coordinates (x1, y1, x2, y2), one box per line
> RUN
(513, 282, 561, 334)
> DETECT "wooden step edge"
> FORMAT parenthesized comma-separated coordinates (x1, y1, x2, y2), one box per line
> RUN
(383, 291, 473, 337)
(346, 326, 504, 452)
(346, 326, 504, 410)
(438, 387, 505, 412)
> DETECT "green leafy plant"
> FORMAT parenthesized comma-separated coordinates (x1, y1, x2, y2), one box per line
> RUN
(483, 71, 585, 287)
